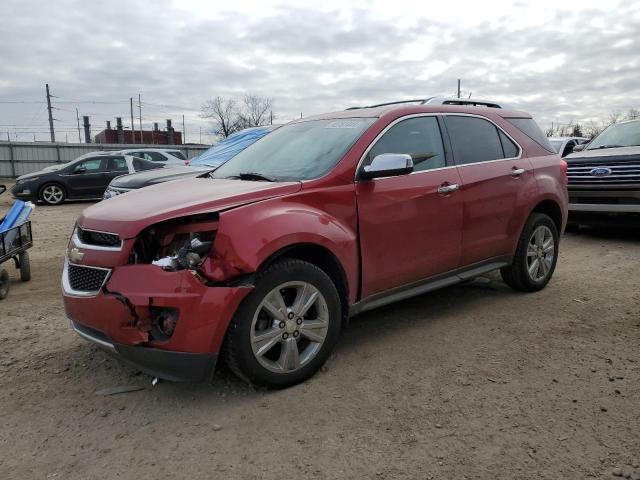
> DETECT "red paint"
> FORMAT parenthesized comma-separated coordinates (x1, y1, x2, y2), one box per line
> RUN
(63, 104, 567, 360)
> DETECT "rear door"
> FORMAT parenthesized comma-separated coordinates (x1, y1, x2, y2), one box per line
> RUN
(356, 115, 463, 298)
(443, 114, 534, 266)
(105, 156, 130, 186)
(64, 157, 110, 198)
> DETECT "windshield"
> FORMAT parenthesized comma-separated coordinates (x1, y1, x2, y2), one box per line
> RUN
(588, 121, 640, 149)
(212, 118, 375, 181)
(548, 140, 563, 153)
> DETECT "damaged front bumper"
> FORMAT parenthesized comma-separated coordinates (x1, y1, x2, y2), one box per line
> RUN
(62, 259, 252, 382)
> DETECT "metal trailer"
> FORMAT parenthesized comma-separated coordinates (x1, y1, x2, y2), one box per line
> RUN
(0, 185, 32, 299)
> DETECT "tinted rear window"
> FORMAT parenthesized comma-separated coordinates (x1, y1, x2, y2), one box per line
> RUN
(445, 116, 504, 165)
(168, 151, 187, 160)
(505, 117, 554, 152)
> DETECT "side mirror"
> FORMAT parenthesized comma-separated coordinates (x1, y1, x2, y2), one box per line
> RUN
(0, 185, 6, 195)
(361, 153, 414, 180)
(572, 144, 586, 152)
(74, 166, 87, 174)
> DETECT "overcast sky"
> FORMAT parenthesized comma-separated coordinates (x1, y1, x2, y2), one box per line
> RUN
(1, 0, 639, 143)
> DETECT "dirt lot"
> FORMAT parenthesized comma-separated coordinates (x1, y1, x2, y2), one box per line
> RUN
(0, 178, 638, 480)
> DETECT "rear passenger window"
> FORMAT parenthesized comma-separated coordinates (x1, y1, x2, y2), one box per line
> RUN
(445, 116, 504, 165)
(498, 131, 519, 158)
(366, 116, 446, 172)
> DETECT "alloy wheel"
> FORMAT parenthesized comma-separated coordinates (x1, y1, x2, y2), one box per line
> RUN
(526, 225, 555, 281)
(250, 281, 329, 374)
(42, 185, 64, 204)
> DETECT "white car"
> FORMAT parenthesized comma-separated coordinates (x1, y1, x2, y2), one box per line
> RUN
(548, 136, 589, 157)
(117, 148, 189, 166)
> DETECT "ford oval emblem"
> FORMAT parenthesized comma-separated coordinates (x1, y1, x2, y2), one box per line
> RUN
(590, 167, 612, 177)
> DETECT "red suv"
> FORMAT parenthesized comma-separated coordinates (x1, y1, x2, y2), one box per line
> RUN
(63, 101, 567, 388)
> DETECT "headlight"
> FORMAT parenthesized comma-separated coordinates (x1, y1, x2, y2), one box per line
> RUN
(17, 177, 38, 185)
(152, 235, 214, 270)
(129, 214, 218, 272)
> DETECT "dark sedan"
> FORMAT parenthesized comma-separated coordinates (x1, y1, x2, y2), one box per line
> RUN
(12, 153, 163, 205)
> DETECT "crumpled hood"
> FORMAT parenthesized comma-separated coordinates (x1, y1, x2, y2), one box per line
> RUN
(79, 177, 302, 238)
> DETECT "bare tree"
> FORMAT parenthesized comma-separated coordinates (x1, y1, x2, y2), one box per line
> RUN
(200, 96, 242, 138)
(608, 110, 623, 125)
(239, 95, 274, 128)
(625, 108, 640, 120)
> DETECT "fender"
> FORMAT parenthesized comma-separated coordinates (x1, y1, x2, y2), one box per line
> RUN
(200, 185, 360, 303)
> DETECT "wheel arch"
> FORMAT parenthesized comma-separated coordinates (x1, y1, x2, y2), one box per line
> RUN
(530, 198, 563, 234)
(257, 243, 350, 325)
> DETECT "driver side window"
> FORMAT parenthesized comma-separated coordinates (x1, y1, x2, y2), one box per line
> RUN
(77, 158, 106, 172)
(366, 116, 446, 172)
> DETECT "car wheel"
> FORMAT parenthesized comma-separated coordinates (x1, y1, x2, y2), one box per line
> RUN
(40, 183, 66, 205)
(223, 258, 341, 388)
(0, 269, 9, 300)
(501, 213, 559, 292)
(19, 252, 31, 282)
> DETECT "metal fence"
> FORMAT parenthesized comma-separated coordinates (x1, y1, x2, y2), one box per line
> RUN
(0, 142, 210, 178)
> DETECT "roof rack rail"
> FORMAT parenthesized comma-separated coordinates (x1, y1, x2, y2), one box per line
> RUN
(345, 98, 434, 110)
(346, 97, 506, 110)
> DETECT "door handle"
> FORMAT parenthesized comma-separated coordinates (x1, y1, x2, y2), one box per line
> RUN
(510, 167, 525, 177)
(437, 183, 459, 194)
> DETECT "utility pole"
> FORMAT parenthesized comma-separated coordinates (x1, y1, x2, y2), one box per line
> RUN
(138, 94, 143, 144)
(46, 83, 55, 142)
(182, 114, 186, 144)
(130, 97, 135, 144)
(457, 79, 461, 99)
(76, 108, 81, 143)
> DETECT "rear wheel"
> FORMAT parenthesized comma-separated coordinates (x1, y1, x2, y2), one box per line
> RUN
(19, 252, 31, 282)
(223, 259, 341, 388)
(501, 213, 559, 292)
(40, 183, 66, 205)
(0, 269, 9, 300)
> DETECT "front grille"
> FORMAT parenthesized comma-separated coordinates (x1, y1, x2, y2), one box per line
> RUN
(568, 159, 640, 187)
(68, 264, 110, 292)
(76, 226, 121, 248)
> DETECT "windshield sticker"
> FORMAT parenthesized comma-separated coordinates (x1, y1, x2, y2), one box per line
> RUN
(325, 120, 366, 129)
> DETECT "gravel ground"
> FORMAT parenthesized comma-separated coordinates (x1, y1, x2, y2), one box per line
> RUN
(0, 178, 639, 479)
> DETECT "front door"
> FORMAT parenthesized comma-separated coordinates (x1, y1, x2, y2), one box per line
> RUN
(356, 115, 463, 298)
(64, 157, 109, 198)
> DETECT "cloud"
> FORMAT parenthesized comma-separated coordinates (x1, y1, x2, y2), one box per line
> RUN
(1, 0, 639, 142)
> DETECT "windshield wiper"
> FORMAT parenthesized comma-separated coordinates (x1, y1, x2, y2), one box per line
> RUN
(234, 172, 276, 182)
(593, 144, 624, 149)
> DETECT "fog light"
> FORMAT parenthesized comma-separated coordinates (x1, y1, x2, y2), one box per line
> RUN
(150, 307, 179, 340)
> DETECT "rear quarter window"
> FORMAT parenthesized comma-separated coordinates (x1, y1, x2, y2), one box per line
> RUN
(505, 117, 555, 153)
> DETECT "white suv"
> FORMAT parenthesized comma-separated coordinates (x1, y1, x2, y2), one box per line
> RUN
(118, 148, 189, 166)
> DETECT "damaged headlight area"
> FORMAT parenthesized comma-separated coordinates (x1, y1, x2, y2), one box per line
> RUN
(129, 213, 219, 272)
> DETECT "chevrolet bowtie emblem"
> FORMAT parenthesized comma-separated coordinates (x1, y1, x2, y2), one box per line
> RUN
(68, 247, 85, 263)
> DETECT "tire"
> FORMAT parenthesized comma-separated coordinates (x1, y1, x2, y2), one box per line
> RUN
(501, 213, 559, 292)
(0, 269, 9, 300)
(19, 252, 31, 282)
(223, 258, 341, 388)
(39, 183, 66, 205)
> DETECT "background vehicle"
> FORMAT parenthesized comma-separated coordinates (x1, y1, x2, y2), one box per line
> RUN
(103, 126, 276, 199)
(0, 186, 33, 300)
(12, 154, 163, 205)
(566, 119, 640, 224)
(118, 148, 190, 166)
(548, 136, 589, 157)
(63, 101, 567, 388)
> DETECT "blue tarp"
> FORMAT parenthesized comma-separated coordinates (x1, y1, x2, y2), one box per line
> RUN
(0, 200, 27, 233)
(190, 126, 273, 168)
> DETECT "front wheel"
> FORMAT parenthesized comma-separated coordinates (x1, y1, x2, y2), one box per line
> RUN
(501, 213, 559, 292)
(40, 183, 66, 205)
(223, 259, 341, 388)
